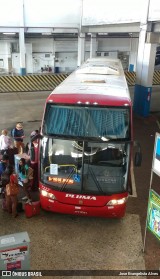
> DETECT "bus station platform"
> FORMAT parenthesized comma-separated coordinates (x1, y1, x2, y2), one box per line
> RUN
(0, 87, 160, 278)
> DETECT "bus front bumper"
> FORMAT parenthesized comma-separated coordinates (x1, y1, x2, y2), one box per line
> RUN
(40, 195, 127, 218)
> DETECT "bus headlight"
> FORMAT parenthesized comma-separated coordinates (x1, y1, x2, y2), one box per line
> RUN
(107, 197, 128, 206)
(40, 189, 56, 200)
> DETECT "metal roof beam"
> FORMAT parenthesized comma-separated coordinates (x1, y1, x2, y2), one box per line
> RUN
(81, 23, 140, 34)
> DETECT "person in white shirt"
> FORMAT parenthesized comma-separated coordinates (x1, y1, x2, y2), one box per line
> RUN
(0, 129, 12, 155)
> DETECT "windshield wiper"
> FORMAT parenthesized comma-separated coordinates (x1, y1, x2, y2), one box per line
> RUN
(59, 168, 75, 192)
(88, 166, 105, 195)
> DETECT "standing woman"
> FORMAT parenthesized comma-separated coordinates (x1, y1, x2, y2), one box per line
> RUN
(19, 158, 32, 204)
(5, 165, 19, 218)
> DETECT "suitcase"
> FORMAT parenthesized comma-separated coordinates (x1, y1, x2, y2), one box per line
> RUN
(24, 201, 40, 218)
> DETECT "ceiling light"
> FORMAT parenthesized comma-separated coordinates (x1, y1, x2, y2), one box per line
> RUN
(98, 33, 108, 35)
(42, 32, 52, 35)
(3, 32, 16, 35)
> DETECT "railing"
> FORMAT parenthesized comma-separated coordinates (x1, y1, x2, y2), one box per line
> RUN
(0, 71, 160, 93)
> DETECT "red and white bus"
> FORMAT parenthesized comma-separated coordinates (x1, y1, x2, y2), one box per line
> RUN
(38, 58, 141, 218)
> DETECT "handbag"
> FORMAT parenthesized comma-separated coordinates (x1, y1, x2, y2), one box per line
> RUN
(6, 182, 19, 196)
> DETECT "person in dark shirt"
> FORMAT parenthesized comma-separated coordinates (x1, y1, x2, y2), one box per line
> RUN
(29, 130, 39, 190)
(12, 123, 25, 154)
(25, 130, 40, 191)
(0, 154, 9, 177)
(0, 154, 9, 196)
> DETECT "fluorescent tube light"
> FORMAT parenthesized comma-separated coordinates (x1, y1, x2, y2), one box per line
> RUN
(3, 32, 16, 35)
(42, 32, 52, 35)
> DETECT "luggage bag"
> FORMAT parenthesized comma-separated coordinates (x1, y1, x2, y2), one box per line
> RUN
(24, 201, 40, 218)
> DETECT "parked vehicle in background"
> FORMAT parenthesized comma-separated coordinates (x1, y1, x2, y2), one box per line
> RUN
(37, 57, 142, 218)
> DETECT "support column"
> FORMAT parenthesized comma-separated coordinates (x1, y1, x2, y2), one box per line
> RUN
(90, 33, 97, 58)
(77, 32, 85, 67)
(133, 0, 156, 117)
(19, 0, 26, 75)
(19, 29, 26, 75)
(128, 34, 138, 72)
(133, 42, 156, 116)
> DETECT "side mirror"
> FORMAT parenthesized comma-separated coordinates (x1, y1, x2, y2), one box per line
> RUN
(134, 152, 142, 167)
(134, 141, 142, 167)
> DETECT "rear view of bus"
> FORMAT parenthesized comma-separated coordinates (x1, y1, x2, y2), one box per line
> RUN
(39, 58, 141, 218)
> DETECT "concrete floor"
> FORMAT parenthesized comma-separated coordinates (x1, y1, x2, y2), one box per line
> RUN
(0, 211, 145, 278)
(0, 86, 160, 278)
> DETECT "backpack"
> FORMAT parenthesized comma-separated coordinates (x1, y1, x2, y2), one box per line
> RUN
(10, 128, 15, 138)
(6, 182, 19, 196)
(6, 174, 19, 196)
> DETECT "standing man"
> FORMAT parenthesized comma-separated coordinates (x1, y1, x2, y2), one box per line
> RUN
(12, 123, 25, 154)
(28, 130, 39, 191)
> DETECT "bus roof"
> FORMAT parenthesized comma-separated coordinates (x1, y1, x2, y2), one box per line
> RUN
(48, 58, 131, 105)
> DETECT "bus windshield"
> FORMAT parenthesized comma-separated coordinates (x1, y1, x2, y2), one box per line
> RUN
(40, 138, 130, 195)
(43, 105, 130, 140)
